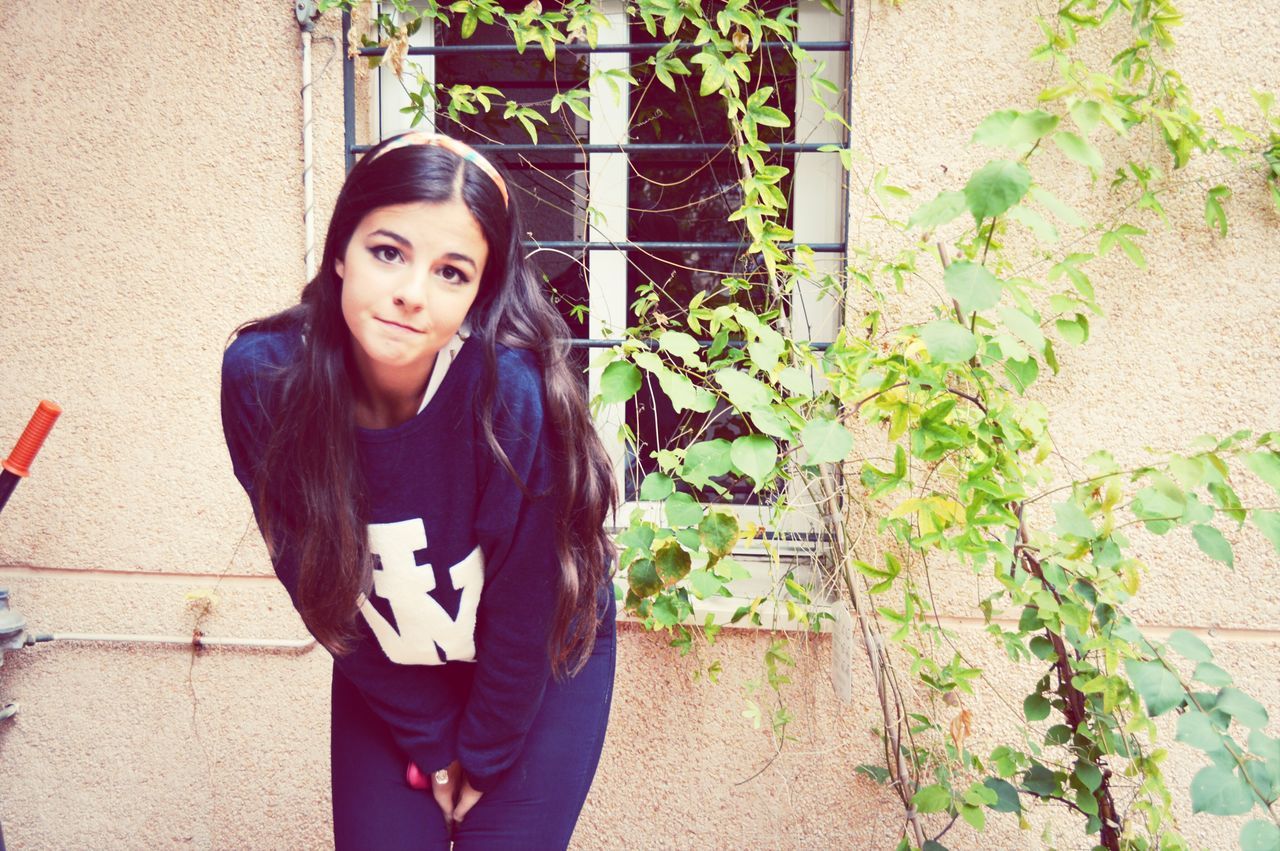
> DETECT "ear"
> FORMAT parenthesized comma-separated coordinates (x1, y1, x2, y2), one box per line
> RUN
(334, 257, 345, 279)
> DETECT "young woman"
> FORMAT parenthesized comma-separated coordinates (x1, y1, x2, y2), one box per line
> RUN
(220, 132, 618, 850)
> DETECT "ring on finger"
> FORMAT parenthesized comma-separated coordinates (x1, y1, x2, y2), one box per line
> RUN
(434, 769, 450, 785)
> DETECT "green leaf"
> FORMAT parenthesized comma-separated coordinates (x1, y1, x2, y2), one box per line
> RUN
(616, 522, 655, 552)
(698, 59, 726, 97)
(1251, 727, 1280, 770)
(1133, 484, 1186, 523)
(747, 407, 793, 442)
(675, 528, 701, 552)
(1008, 204, 1059, 242)
(990, 745, 1020, 777)
(460, 11, 479, 39)
(1044, 724, 1072, 746)
(713, 368, 773, 411)
(1053, 502, 1095, 539)
(1244, 451, 1280, 493)
(801, 418, 854, 465)
(907, 190, 967, 230)
(1022, 762, 1061, 797)
(1030, 186, 1086, 227)
(731, 435, 778, 490)
(963, 782, 999, 808)
(628, 558, 661, 597)
(664, 492, 704, 526)
(1053, 130, 1105, 177)
(699, 510, 739, 558)
(747, 329, 786, 376)
(682, 439, 733, 489)
(960, 804, 985, 830)
(983, 777, 1022, 813)
(650, 591, 684, 626)
(1099, 225, 1148, 269)
(1125, 659, 1185, 717)
(1193, 661, 1234, 687)
(1024, 693, 1051, 722)
(1254, 510, 1280, 554)
(639, 472, 675, 501)
(1205, 185, 1232, 237)
(1070, 100, 1102, 135)
(1004, 356, 1039, 393)
(777, 366, 812, 396)
(1240, 820, 1280, 851)
(1192, 524, 1234, 568)
(1167, 629, 1213, 663)
(1055, 316, 1089, 345)
(600, 360, 641, 403)
(658, 330, 701, 367)
(1029, 635, 1057, 660)
(687, 568, 726, 599)
(921, 320, 978, 363)
(1190, 764, 1255, 815)
(1170, 454, 1207, 489)
(997, 305, 1046, 354)
(1076, 761, 1102, 792)
(855, 763, 892, 785)
(964, 160, 1032, 221)
(970, 110, 1020, 147)
(972, 109, 1059, 148)
(1217, 687, 1270, 730)
(654, 540, 691, 584)
(1176, 710, 1227, 754)
(912, 784, 950, 814)
(655, 367, 716, 414)
(945, 261, 1002, 314)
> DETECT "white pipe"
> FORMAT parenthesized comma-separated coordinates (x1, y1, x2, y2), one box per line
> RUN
(51, 632, 317, 651)
(301, 28, 317, 281)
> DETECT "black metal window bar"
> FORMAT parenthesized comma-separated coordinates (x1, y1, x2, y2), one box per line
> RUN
(340, 16, 853, 349)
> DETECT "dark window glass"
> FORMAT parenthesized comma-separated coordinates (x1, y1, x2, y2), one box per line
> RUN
(624, 6, 797, 502)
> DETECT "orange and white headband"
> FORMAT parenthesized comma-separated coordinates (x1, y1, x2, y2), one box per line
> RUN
(371, 132, 509, 208)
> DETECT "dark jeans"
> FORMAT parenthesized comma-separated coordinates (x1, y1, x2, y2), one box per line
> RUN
(330, 617, 616, 850)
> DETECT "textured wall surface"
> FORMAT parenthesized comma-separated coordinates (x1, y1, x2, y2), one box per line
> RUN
(1, 1, 1277, 849)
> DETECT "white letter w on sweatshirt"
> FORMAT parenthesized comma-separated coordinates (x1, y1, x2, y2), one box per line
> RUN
(358, 518, 484, 665)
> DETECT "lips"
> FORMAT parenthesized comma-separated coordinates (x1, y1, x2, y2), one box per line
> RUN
(377, 317, 423, 334)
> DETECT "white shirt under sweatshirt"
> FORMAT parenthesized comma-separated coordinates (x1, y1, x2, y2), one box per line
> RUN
(417, 331, 468, 413)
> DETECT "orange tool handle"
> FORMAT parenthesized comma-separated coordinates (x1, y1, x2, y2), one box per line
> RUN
(3, 400, 62, 478)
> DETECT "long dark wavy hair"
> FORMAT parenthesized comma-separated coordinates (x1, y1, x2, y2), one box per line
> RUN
(235, 134, 617, 677)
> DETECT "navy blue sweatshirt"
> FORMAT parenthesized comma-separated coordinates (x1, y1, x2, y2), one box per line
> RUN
(220, 326, 559, 792)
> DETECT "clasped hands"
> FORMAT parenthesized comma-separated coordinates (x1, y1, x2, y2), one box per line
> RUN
(407, 760, 483, 829)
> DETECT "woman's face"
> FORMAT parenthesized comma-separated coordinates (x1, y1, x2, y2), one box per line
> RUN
(336, 199, 489, 395)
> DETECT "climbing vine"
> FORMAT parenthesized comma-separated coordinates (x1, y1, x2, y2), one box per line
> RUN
(327, 0, 1280, 847)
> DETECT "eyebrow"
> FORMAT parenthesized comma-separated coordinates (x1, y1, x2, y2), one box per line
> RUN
(369, 228, 412, 249)
(368, 229, 478, 270)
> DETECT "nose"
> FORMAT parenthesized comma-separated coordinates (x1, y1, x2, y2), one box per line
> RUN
(392, 266, 432, 314)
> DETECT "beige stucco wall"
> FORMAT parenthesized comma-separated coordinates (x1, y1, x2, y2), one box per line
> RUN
(0, 1, 1276, 849)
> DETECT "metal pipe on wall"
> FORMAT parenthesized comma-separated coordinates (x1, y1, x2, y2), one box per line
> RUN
(299, 0, 318, 280)
(51, 632, 316, 651)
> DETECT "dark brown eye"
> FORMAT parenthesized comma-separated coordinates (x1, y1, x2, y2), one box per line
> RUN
(441, 265, 469, 284)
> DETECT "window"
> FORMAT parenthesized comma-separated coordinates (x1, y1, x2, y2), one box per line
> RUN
(346, 0, 850, 624)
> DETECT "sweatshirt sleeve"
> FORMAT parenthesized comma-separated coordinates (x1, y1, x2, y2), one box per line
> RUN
(220, 333, 462, 775)
(220, 337, 270, 501)
(457, 353, 561, 792)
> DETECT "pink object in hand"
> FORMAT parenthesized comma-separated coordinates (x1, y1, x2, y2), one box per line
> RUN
(406, 762, 429, 790)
